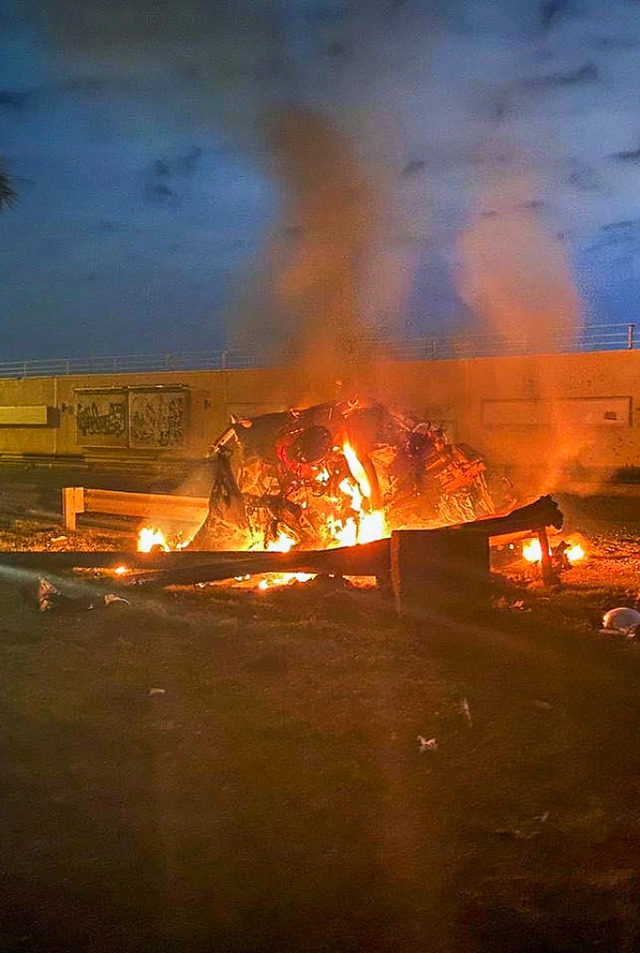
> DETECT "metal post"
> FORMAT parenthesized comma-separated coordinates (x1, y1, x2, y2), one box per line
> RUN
(628, 323, 635, 350)
(222, 350, 229, 407)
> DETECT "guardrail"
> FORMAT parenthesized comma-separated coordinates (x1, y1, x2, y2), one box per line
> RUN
(3, 322, 637, 380)
(62, 486, 208, 532)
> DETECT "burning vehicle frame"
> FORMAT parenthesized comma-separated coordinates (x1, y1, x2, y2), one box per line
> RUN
(191, 398, 513, 552)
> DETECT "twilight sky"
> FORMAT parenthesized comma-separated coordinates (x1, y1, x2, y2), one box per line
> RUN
(2, 0, 640, 361)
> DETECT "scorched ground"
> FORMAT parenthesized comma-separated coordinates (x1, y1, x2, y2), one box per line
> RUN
(2, 498, 640, 950)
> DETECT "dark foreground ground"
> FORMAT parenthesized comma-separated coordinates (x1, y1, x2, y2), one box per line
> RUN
(2, 501, 640, 951)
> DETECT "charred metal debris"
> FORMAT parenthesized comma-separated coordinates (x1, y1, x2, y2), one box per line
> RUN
(191, 399, 513, 550)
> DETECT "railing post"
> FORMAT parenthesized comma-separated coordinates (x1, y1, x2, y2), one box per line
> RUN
(62, 486, 85, 532)
(628, 323, 635, 350)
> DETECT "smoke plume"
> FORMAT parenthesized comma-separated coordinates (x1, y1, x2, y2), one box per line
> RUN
(456, 166, 580, 351)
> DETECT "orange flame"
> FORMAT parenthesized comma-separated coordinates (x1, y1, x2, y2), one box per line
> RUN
(565, 543, 585, 562)
(257, 572, 315, 591)
(137, 527, 170, 553)
(343, 441, 372, 498)
(266, 528, 297, 553)
(325, 441, 388, 547)
(522, 538, 585, 564)
(522, 538, 543, 562)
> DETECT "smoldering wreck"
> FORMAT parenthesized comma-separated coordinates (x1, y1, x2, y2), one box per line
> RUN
(190, 397, 515, 553)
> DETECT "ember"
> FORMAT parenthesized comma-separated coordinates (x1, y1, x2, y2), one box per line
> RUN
(190, 398, 511, 552)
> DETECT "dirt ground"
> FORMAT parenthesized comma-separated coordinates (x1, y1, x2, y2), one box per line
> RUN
(3, 498, 640, 951)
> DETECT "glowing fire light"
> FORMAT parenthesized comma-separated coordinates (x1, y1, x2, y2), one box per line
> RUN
(339, 476, 363, 513)
(522, 538, 585, 564)
(356, 509, 388, 544)
(327, 441, 388, 547)
(266, 529, 296, 552)
(522, 538, 543, 562)
(343, 442, 371, 498)
(257, 572, 315, 591)
(113, 565, 129, 576)
(137, 527, 170, 553)
(565, 543, 585, 562)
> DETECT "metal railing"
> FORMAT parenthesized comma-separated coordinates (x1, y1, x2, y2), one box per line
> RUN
(0, 322, 635, 380)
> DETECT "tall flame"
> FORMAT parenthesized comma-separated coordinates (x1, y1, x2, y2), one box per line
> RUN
(343, 442, 372, 498)
(330, 441, 388, 547)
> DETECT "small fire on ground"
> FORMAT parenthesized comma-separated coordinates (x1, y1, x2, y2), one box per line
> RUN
(522, 537, 586, 564)
(137, 527, 193, 553)
(138, 527, 171, 553)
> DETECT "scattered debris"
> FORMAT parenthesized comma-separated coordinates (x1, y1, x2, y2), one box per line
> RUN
(460, 697, 473, 727)
(600, 607, 640, 638)
(103, 593, 130, 606)
(417, 735, 438, 752)
(494, 595, 527, 610)
(35, 577, 130, 612)
(491, 811, 551, 840)
(37, 577, 63, 612)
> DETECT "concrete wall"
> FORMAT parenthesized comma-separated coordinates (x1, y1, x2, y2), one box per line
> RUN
(0, 349, 637, 491)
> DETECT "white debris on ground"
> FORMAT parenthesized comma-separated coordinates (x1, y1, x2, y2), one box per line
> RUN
(600, 607, 640, 638)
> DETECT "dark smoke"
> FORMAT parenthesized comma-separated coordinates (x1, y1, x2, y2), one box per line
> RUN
(232, 106, 382, 398)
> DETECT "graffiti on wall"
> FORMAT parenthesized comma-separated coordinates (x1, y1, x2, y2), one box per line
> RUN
(75, 387, 188, 448)
(76, 390, 128, 446)
(129, 389, 187, 448)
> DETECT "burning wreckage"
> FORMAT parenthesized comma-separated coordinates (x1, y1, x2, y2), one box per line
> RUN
(190, 399, 513, 552)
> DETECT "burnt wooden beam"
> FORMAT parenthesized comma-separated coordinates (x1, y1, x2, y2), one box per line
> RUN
(0, 551, 251, 571)
(0, 539, 390, 584)
(0, 497, 564, 608)
(447, 494, 563, 537)
(126, 538, 391, 587)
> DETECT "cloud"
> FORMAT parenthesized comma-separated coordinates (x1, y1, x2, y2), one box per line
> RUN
(1, 0, 640, 358)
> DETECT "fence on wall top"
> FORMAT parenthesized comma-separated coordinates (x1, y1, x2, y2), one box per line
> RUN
(0, 322, 635, 380)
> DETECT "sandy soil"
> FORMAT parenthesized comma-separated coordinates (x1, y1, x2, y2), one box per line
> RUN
(2, 510, 640, 951)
